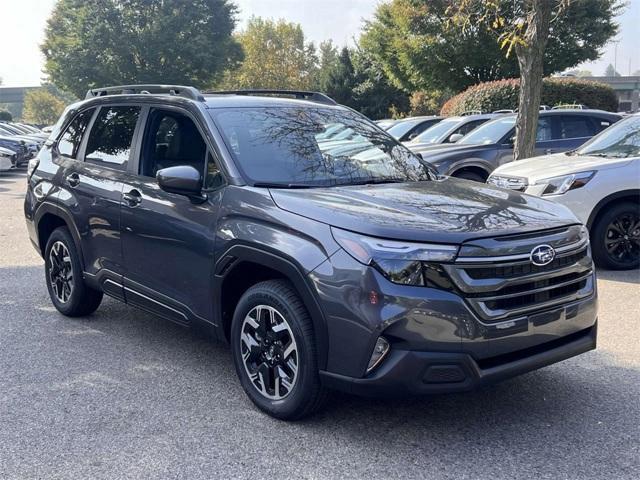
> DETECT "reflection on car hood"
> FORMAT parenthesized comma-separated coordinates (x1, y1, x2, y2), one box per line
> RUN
(406, 142, 491, 156)
(492, 152, 637, 182)
(270, 178, 578, 243)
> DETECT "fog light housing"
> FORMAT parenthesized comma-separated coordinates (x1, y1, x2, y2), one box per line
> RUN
(367, 336, 390, 373)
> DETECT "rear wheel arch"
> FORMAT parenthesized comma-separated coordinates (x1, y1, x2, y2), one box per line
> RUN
(35, 204, 86, 271)
(214, 245, 329, 370)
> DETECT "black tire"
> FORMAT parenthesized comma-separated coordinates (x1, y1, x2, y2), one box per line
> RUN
(453, 170, 486, 183)
(230, 279, 328, 420)
(591, 201, 640, 270)
(44, 227, 103, 316)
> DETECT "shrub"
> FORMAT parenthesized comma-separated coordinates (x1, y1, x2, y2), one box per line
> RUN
(0, 109, 12, 121)
(440, 78, 618, 116)
(409, 89, 454, 116)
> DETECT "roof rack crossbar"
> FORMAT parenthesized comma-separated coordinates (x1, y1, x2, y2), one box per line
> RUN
(85, 84, 205, 102)
(206, 89, 337, 106)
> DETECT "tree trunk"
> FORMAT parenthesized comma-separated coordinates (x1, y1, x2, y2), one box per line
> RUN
(513, 0, 553, 161)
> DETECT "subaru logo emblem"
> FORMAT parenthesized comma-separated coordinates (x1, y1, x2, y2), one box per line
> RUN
(530, 244, 556, 266)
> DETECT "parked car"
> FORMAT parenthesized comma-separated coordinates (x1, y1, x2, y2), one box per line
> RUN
(413, 110, 621, 182)
(386, 116, 443, 142)
(0, 136, 32, 166)
(405, 113, 500, 149)
(26, 85, 598, 420)
(488, 114, 640, 270)
(0, 146, 17, 171)
(375, 119, 397, 130)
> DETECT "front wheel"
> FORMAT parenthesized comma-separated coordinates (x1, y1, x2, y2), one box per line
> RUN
(230, 280, 327, 420)
(591, 202, 640, 270)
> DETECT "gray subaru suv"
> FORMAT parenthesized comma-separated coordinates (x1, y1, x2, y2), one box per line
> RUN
(24, 85, 597, 420)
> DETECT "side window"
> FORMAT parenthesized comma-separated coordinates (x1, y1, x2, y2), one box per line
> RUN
(57, 109, 94, 159)
(593, 118, 613, 133)
(84, 106, 140, 167)
(141, 110, 207, 179)
(559, 115, 594, 139)
(536, 117, 553, 141)
(456, 119, 486, 137)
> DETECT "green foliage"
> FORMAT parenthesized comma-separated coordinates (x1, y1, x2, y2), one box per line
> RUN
(360, 0, 621, 93)
(219, 17, 318, 90)
(42, 0, 242, 98)
(0, 109, 12, 122)
(315, 40, 340, 91)
(22, 89, 67, 125)
(322, 48, 357, 105)
(441, 78, 618, 115)
(409, 89, 454, 116)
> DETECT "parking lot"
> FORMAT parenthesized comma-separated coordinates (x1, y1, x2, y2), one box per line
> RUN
(0, 169, 639, 479)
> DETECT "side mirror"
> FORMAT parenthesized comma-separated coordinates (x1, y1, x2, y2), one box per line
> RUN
(448, 133, 464, 143)
(157, 165, 206, 202)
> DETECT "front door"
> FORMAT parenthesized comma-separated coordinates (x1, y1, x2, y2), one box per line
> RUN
(120, 106, 225, 325)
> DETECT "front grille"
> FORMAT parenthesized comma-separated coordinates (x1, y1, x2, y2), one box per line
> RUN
(466, 249, 588, 280)
(444, 228, 594, 323)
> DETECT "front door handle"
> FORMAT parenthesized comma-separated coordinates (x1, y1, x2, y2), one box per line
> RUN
(66, 173, 80, 187)
(123, 189, 142, 206)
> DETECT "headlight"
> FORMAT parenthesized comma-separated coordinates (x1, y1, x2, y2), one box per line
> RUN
(538, 171, 595, 196)
(331, 227, 458, 286)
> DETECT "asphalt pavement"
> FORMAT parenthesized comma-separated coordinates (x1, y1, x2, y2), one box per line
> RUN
(1, 169, 639, 479)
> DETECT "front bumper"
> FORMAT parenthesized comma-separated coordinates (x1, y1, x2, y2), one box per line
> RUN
(320, 324, 596, 397)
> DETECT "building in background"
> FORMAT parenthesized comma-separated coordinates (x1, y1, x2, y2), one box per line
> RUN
(583, 76, 640, 112)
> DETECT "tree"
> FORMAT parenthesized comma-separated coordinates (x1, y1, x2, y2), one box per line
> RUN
(22, 89, 67, 125)
(605, 64, 621, 77)
(448, 0, 620, 160)
(0, 110, 12, 122)
(315, 40, 340, 92)
(361, 0, 621, 93)
(219, 17, 318, 90)
(322, 48, 357, 105)
(41, 0, 242, 98)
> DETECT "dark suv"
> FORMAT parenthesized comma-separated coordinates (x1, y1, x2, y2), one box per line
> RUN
(25, 85, 598, 420)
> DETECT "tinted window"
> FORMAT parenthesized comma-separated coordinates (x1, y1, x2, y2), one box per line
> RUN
(205, 151, 224, 190)
(459, 117, 516, 145)
(536, 116, 553, 141)
(211, 107, 431, 187)
(57, 109, 94, 159)
(85, 106, 140, 166)
(559, 115, 594, 139)
(141, 110, 207, 178)
(453, 119, 487, 138)
(576, 115, 640, 158)
(413, 117, 464, 144)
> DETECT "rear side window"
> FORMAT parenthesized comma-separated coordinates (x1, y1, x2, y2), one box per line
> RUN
(85, 106, 140, 167)
(57, 109, 94, 159)
(559, 115, 595, 139)
(536, 117, 553, 141)
(456, 119, 486, 137)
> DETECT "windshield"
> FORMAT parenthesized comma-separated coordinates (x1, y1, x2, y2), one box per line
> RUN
(412, 118, 463, 144)
(575, 115, 640, 158)
(387, 119, 422, 139)
(211, 107, 431, 187)
(459, 116, 515, 145)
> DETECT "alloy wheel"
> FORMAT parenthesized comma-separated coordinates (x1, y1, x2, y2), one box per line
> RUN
(240, 305, 299, 400)
(48, 241, 74, 303)
(605, 212, 640, 266)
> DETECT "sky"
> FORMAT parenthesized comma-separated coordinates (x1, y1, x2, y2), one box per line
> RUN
(0, 0, 638, 88)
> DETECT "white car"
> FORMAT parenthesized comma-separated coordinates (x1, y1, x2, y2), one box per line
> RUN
(0, 146, 17, 171)
(488, 114, 640, 270)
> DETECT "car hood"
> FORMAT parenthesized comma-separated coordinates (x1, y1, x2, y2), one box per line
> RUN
(491, 152, 636, 182)
(270, 178, 578, 244)
(407, 142, 494, 158)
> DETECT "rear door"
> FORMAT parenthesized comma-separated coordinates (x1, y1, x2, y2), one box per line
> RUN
(533, 115, 557, 156)
(119, 105, 225, 325)
(55, 105, 142, 300)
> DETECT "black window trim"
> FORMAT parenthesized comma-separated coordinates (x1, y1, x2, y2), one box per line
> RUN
(130, 103, 227, 192)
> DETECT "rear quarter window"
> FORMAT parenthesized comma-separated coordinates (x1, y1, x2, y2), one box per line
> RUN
(57, 109, 95, 159)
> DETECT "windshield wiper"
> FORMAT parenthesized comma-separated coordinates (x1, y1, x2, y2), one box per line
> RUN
(343, 178, 408, 186)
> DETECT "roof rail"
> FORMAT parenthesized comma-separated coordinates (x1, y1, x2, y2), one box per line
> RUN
(206, 89, 337, 106)
(460, 110, 483, 116)
(85, 84, 205, 102)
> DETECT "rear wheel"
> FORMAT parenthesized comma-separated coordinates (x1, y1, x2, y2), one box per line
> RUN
(230, 280, 327, 420)
(44, 227, 103, 316)
(591, 202, 640, 270)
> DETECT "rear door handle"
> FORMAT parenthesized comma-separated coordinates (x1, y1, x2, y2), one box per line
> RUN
(123, 189, 142, 206)
(66, 173, 80, 187)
